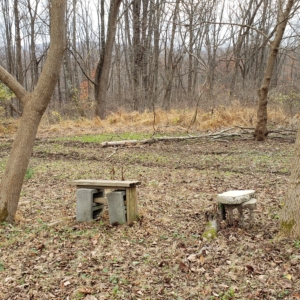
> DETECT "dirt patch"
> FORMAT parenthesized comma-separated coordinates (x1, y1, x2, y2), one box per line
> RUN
(0, 137, 299, 299)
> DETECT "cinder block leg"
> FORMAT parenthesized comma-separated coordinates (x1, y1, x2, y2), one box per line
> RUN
(126, 187, 138, 225)
(76, 188, 98, 222)
(242, 198, 257, 227)
(107, 190, 127, 225)
(225, 205, 234, 225)
(237, 205, 244, 228)
(249, 207, 254, 222)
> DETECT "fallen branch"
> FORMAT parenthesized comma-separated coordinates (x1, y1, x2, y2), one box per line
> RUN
(101, 136, 199, 147)
(107, 148, 118, 158)
(100, 126, 297, 148)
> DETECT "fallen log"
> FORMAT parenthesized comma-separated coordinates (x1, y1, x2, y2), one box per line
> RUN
(100, 126, 297, 148)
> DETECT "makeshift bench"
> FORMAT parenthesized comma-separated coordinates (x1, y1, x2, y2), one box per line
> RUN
(70, 180, 141, 225)
(216, 190, 257, 228)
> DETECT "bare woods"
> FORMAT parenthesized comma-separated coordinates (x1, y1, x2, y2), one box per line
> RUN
(1, 0, 300, 119)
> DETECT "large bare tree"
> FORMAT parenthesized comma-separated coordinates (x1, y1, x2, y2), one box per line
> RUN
(281, 127, 300, 238)
(0, 0, 66, 222)
(254, 0, 295, 141)
(94, 0, 122, 119)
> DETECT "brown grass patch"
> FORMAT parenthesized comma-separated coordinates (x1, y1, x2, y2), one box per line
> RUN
(0, 105, 292, 138)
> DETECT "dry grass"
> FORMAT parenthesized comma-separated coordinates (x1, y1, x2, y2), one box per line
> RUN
(0, 105, 292, 138)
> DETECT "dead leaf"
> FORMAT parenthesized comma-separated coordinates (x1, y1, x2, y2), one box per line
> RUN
(78, 288, 92, 294)
(158, 261, 168, 267)
(64, 281, 71, 287)
(246, 265, 254, 273)
(279, 280, 292, 289)
(285, 274, 292, 280)
(199, 255, 205, 264)
(258, 275, 266, 283)
(36, 243, 45, 250)
(219, 283, 229, 290)
(179, 262, 189, 273)
(83, 296, 97, 300)
(177, 242, 186, 248)
(187, 254, 197, 262)
(228, 273, 237, 281)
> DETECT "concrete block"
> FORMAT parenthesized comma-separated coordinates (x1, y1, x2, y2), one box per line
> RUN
(76, 188, 104, 222)
(107, 190, 126, 224)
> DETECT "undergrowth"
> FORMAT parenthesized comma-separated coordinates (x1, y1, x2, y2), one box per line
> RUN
(0, 104, 293, 138)
(39, 105, 291, 134)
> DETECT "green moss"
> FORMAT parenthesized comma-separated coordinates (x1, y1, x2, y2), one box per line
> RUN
(202, 222, 217, 240)
(25, 168, 34, 180)
(280, 219, 295, 234)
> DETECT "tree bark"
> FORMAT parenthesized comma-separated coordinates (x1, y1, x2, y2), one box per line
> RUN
(163, 0, 179, 111)
(27, 0, 39, 87)
(94, 0, 122, 119)
(280, 126, 300, 238)
(132, 0, 141, 110)
(254, 0, 294, 141)
(14, 0, 23, 115)
(14, 0, 23, 85)
(1, 0, 13, 75)
(0, 0, 66, 222)
(152, 0, 161, 106)
(141, 0, 151, 110)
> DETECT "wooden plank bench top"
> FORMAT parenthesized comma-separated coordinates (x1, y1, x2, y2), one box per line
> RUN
(70, 180, 141, 190)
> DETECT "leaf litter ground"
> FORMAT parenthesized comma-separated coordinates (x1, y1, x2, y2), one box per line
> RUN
(0, 135, 300, 300)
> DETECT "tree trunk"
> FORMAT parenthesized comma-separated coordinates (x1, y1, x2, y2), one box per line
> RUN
(141, 0, 151, 110)
(14, 0, 23, 85)
(187, 6, 194, 98)
(0, 104, 43, 222)
(163, 0, 179, 111)
(27, 0, 39, 87)
(132, 0, 142, 111)
(14, 0, 23, 114)
(72, 0, 79, 89)
(152, 0, 161, 106)
(1, 0, 13, 75)
(95, 0, 121, 119)
(254, 0, 294, 141)
(280, 126, 300, 238)
(0, 0, 66, 222)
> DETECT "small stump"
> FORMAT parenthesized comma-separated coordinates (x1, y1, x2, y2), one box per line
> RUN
(216, 190, 257, 228)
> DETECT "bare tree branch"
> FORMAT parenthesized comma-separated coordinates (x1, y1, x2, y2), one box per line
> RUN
(68, 46, 96, 86)
(200, 21, 271, 40)
(0, 65, 28, 105)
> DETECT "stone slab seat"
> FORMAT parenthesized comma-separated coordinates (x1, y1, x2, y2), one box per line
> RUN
(216, 190, 257, 227)
(216, 190, 255, 205)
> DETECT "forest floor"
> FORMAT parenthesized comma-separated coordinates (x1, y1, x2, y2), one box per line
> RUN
(0, 125, 300, 300)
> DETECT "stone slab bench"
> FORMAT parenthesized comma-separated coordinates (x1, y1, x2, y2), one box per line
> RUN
(216, 190, 257, 227)
(70, 180, 141, 225)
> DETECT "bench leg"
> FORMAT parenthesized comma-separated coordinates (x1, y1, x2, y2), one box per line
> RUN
(76, 188, 100, 222)
(237, 205, 244, 228)
(106, 190, 127, 225)
(126, 187, 138, 225)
